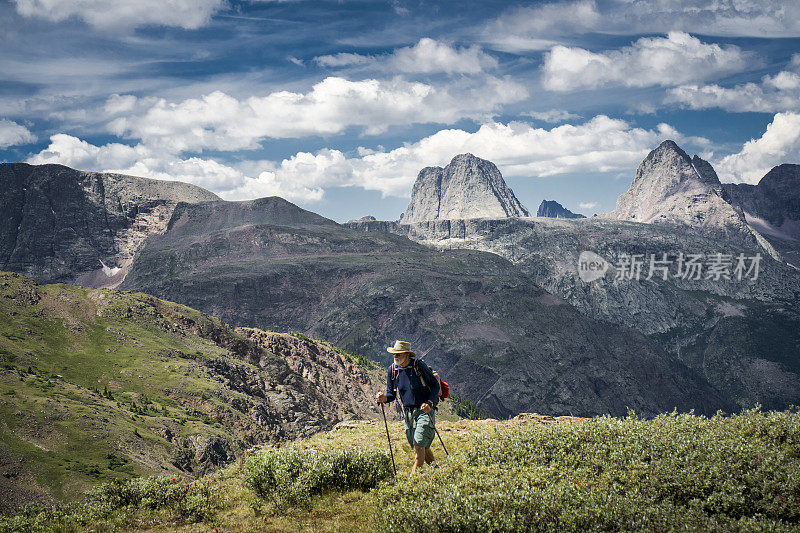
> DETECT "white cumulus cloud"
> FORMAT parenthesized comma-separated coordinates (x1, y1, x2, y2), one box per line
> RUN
(715, 112, 800, 184)
(27, 116, 709, 203)
(667, 70, 800, 113)
(485, 0, 600, 52)
(314, 38, 498, 75)
(542, 32, 750, 91)
(390, 38, 498, 74)
(579, 201, 598, 209)
(222, 116, 710, 199)
(0, 119, 37, 148)
(25, 133, 322, 201)
(485, 0, 800, 50)
(105, 75, 527, 152)
(12, 0, 225, 30)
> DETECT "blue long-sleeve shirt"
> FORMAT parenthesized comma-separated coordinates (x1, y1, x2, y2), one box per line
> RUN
(384, 358, 440, 409)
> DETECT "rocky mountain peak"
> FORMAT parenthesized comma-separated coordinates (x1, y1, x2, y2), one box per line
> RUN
(759, 164, 800, 200)
(401, 153, 530, 223)
(723, 164, 800, 263)
(346, 215, 377, 224)
(537, 200, 586, 219)
(608, 140, 747, 231)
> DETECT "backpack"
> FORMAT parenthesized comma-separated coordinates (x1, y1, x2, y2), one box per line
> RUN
(391, 357, 450, 401)
(437, 376, 450, 400)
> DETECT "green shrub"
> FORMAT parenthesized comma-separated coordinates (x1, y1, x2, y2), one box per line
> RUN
(244, 446, 393, 509)
(376, 408, 800, 532)
(88, 476, 217, 522)
(0, 475, 217, 531)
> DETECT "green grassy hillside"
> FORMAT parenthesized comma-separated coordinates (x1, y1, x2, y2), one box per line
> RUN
(3, 410, 798, 532)
(0, 271, 386, 512)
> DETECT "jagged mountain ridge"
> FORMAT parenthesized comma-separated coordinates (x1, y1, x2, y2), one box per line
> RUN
(401, 153, 530, 223)
(0, 163, 219, 289)
(724, 164, 800, 268)
(120, 196, 731, 419)
(347, 141, 800, 411)
(537, 200, 586, 219)
(607, 140, 749, 233)
(724, 164, 800, 230)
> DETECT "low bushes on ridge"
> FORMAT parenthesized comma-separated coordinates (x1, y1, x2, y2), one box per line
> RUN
(376, 408, 800, 532)
(243, 446, 393, 509)
(0, 475, 217, 532)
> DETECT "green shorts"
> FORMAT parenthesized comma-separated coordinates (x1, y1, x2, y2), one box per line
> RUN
(403, 407, 435, 449)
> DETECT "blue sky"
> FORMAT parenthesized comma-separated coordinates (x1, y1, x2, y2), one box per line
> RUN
(1, 0, 799, 222)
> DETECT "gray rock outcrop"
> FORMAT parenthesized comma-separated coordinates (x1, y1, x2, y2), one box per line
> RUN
(400, 153, 530, 223)
(347, 215, 377, 224)
(537, 200, 586, 219)
(0, 163, 219, 288)
(724, 164, 800, 267)
(724, 164, 800, 229)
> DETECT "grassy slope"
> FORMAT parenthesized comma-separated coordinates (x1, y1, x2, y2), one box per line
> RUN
(4, 410, 798, 532)
(0, 271, 230, 505)
(0, 271, 380, 511)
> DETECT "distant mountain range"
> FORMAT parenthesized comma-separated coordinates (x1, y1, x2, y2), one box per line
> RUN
(348, 146, 800, 411)
(1, 145, 799, 421)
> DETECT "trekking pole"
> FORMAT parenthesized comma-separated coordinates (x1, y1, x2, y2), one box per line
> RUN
(435, 426, 449, 456)
(380, 403, 397, 476)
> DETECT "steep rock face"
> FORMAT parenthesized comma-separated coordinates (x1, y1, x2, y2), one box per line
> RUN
(724, 164, 800, 266)
(0, 163, 218, 287)
(237, 329, 382, 420)
(537, 200, 586, 219)
(346, 214, 800, 411)
(122, 197, 731, 418)
(401, 153, 530, 223)
(608, 141, 748, 233)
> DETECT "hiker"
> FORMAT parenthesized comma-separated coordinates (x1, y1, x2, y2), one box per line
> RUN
(375, 340, 440, 473)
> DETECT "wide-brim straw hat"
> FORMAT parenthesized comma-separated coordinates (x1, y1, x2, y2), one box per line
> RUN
(387, 340, 415, 356)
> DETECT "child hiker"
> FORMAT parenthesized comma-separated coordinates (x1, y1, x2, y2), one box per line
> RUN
(375, 340, 440, 473)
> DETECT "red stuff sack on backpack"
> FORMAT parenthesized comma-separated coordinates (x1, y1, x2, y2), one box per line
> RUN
(439, 380, 450, 400)
(431, 369, 449, 400)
